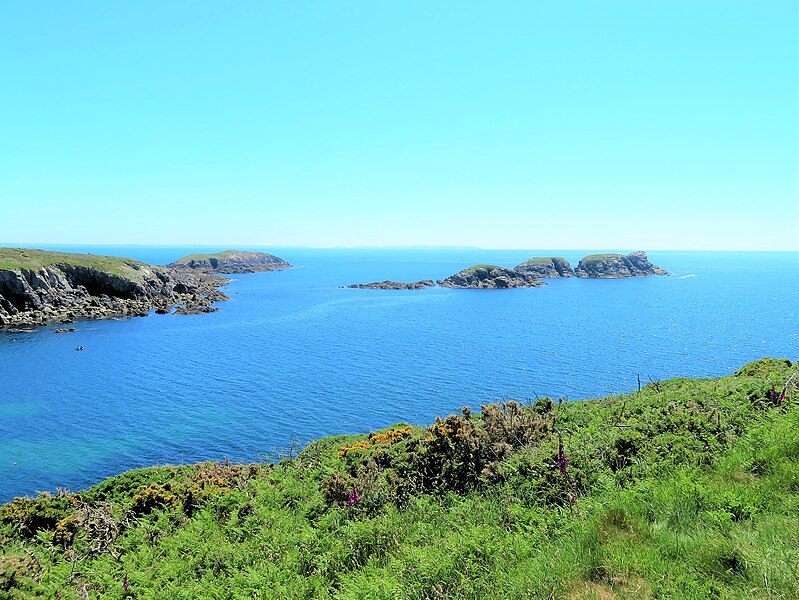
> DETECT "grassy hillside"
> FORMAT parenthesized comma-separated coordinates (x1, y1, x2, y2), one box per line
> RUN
(0, 248, 149, 279)
(1, 358, 797, 598)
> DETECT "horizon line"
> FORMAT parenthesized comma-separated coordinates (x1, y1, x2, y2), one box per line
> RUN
(1, 242, 797, 253)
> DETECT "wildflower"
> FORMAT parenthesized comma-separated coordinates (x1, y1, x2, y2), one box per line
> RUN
(347, 488, 360, 506)
(557, 452, 569, 476)
(123, 575, 128, 590)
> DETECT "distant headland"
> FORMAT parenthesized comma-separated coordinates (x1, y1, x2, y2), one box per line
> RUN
(0, 247, 289, 329)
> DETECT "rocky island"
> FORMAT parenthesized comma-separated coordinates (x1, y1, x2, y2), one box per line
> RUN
(438, 265, 544, 289)
(346, 280, 435, 290)
(0, 248, 230, 328)
(514, 256, 575, 278)
(169, 250, 290, 274)
(574, 251, 670, 278)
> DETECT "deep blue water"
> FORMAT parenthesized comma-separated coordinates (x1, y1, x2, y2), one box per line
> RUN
(1, 247, 797, 502)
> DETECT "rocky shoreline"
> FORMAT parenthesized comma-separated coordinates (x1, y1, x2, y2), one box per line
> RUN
(438, 265, 544, 289)
(574, 251, 671, 278)
(0, 248, 232, 330)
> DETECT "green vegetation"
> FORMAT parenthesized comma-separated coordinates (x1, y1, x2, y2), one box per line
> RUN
(462, 264, 503, 273)
(0, 248, 149, 280)
(517, 257, 565, 266)
(172, 251, 245, 264)
(1, 358, 797, 598)
(578, 253, 624, 264)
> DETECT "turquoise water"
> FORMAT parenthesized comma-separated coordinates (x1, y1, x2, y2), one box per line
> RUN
(1, 248, 797, 501)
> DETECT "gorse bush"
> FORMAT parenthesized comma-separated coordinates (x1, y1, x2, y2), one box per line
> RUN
(0, 357, 796, 598)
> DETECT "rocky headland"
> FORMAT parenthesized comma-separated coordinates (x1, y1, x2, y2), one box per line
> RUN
(169, 250, 290, 274)
(0, 248, 230, 329)
(514, 256, 575, 278)
(346, 280, 435, 290)
(438, 265, 544, 289)
(574, 251, 670, 278)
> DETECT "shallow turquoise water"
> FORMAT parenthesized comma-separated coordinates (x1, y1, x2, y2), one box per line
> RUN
(1, 248, 797, 501)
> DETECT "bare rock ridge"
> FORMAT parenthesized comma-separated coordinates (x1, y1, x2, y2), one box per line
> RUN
(346, 280, 435, 290)
(438, 265, 544, 289)
(574, 252, 671, 278)
(0, 248, 230, 328)
(168, 250, 290, 274)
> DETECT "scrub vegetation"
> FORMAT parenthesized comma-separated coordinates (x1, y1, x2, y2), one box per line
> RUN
(1, 358, 797, 598)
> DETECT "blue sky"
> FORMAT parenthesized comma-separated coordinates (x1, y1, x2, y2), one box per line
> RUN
(1, 1, 796, 249)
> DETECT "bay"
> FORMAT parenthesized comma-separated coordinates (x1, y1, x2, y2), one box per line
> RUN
(0, 247, 797, 502)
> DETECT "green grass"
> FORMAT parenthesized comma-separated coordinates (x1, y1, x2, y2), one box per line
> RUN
(1, 358, 797, 598)
(462, 264, 503, 273)
(172, 250, 253, 264)
(0, 247, 150, 279)
(517, 257, 556, 266)
(577, 253, 625, 264)
(517, 257, 569, 267)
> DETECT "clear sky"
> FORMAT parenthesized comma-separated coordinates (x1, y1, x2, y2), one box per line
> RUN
(1, 1, 796, 250)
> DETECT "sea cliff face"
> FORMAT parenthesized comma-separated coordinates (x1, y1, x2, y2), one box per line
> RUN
(0, 248, 229, 328)
(574, 251, 670, 278)
(169, 250, 290, 274)
(438, 265, 544, 289)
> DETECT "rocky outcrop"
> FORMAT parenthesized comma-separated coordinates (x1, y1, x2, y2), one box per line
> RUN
(169, 250, 290, 274)
(0, 248, 230, 328)
(574, 252, 670, 278)
(514, 257, 574, 278)
(346, 280, 435, 290)
(438, 265, 545, 289)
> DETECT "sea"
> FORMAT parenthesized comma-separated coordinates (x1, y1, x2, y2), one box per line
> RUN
(0, 246, 797, 502)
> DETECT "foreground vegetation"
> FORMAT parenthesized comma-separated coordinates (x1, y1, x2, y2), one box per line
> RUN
(1, 358, 797, 599)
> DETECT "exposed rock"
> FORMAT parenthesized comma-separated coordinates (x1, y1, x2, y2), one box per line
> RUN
(154, 308, 171, 315)
(514, 257, 574, 278)
(574, 251, 671, 278)
(54, 328, 76, 333)
(438, 265, 545, 289)
(346, 280, 436, 290)
(0, 248, 231, 329)
(174, 305, 220, 315)
(169, 250, 290, 274)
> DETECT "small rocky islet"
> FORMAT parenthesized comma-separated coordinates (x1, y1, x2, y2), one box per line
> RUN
(345, 280, 435, 290)
(347, 251, 670, 290)
(0, 248, 290, 329)
(438, 265, 544, 289)
(168, 250, 290, 274)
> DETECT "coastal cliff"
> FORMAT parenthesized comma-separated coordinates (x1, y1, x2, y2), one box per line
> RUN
(514, 256, 574, 278)
(574, 251, 670, 278)
(0, 248, 229, 328)
(169, 250, 290, 273)
(438, 265, 544, 288)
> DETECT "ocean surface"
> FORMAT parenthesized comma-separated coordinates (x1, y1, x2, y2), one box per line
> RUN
(0, 247, 797, 502)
